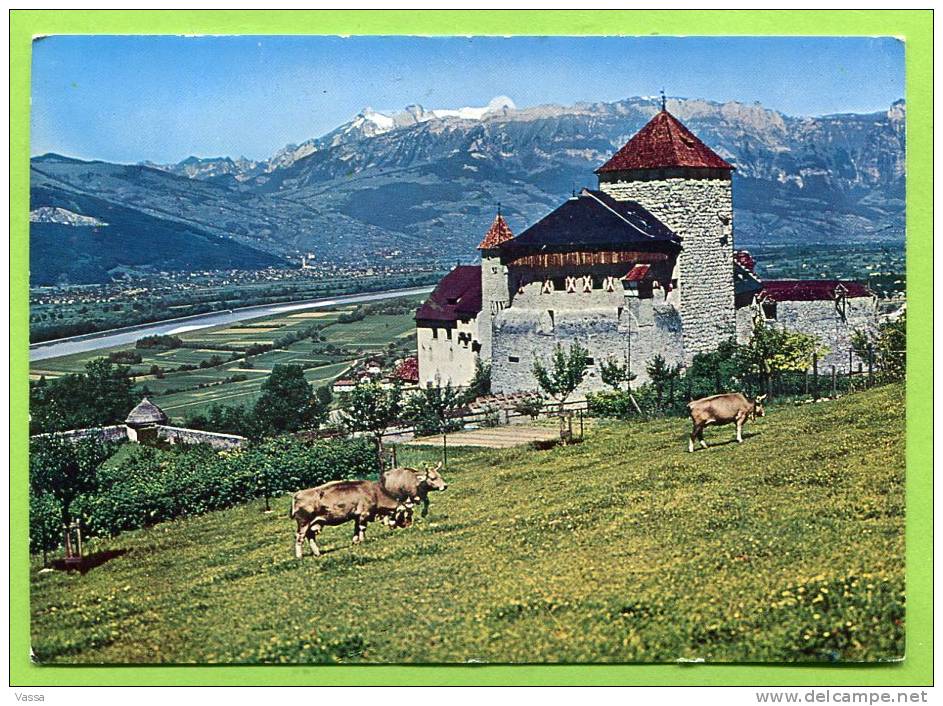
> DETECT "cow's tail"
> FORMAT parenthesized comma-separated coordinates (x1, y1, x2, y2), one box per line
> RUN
(288, 492, 297, 519)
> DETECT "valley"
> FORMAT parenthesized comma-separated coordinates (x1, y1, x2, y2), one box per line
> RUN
(29, 95, 905, 286)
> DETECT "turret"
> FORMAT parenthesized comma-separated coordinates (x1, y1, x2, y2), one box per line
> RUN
(477, 212, 514, 363)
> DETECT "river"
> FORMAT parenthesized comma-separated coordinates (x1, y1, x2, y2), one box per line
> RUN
(29, 285, 433, 362)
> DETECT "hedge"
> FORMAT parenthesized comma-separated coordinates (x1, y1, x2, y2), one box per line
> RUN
(30, 436, 376, 553)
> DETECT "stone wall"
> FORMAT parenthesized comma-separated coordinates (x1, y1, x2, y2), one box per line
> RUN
(416, 316, 481, 387)
(31, 424, 245, 449)
(771, 297, 878, 373)
(599, 173, 736, 361)
(156, 425, 246, 450)
(735, 305, 756, 344)
(30, 425, 131, 444)
(491, 300, 685, 395)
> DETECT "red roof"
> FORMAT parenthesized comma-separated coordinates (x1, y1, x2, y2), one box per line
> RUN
(761, 280, 872, 302)
(734, 250, 756, 272)
(477, 214, 514, 249)
(623, 263, 651, 282)
(596, 110, 734, 173)
(415, 265, 482, 323)
(394, 357, 419, 383)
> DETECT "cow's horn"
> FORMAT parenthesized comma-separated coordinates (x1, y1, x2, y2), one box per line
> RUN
(756, 394, 767, 402)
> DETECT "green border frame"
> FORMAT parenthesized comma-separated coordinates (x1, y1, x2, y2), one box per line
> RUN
(10, 9, 932, 687)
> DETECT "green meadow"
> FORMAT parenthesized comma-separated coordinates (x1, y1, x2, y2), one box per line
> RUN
(30, 383, 905, 664)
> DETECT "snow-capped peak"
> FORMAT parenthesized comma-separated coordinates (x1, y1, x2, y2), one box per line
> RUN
(359, 107, 395, 131)
(432, 95, 516, 120)
(345, 96, 517, 137)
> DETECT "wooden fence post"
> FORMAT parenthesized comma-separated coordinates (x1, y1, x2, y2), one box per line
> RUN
(831, 366, 837, 398)
(812, 352, 818, 401)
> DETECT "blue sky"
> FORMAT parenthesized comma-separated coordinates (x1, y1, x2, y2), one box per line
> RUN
(31, 35, 904, 164)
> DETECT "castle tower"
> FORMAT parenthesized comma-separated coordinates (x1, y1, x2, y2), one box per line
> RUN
(596, 105, 736, 361)
(477, 212, 514, 363)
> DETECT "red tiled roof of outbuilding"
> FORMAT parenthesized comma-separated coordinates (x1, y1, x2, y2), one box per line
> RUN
(596, 110, 734, 173)
(760, 280, 873, 302)
(477, 213, 514, 249)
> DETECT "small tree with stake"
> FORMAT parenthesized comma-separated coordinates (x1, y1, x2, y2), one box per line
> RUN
(599, 355, 642, 415)
(29, 435, 115, 563)
(339, 381, 402, 472)
(405, 378, 463, 468)
(646, 354, 682, 411)
(532, 342, 589, 442)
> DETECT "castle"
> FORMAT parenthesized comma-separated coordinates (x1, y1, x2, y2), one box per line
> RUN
(416, 107, 879, 393)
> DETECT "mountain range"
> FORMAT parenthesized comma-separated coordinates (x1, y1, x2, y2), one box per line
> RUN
(30, 95, 905, 285)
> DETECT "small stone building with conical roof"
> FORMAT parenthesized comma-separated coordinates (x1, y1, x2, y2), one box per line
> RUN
(31, 397, 246, 450)
(124, 397, 169, 441)
(416, 106, 879, 392)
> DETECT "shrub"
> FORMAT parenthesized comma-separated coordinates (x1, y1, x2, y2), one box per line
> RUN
(513, 396, 544, 420)
(586, 391, 636, 420)
(108, 350, 142, 365)
(136, 334, 183, 350)
(77, 437, 376, 540)
(337, 308, 366, 324)
(29, 492, 62, 555)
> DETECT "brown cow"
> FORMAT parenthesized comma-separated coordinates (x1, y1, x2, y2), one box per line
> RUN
(380, 462, 448, 520)
(290, 479, 406, 558)
(687, 393, 766, 452)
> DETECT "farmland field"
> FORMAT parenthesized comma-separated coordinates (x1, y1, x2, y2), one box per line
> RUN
(30, 383, 905, 664)
(28, 296, 423, 421)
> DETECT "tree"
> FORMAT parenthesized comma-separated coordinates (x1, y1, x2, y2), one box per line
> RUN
(646, 354, 682, 409)
(29, 435, 115, 539)
(405, 379, 463, 467)
(599, 355, 636, 393)
(851, 310, 906, 382)
(338, 382, 402, 471)
(252, 365, 327, 436)
(741, 319, 828, 395)
(29, 358, 134, 434)
(532, 342, 589, 441)
(466, 357, 492, 401)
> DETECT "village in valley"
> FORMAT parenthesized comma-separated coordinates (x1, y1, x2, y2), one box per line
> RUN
(27, 36, 908, 666)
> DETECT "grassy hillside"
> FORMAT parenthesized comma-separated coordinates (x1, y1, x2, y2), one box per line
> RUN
(29, 384, 905, 664)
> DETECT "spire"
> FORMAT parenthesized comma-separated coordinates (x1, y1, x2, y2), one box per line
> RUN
(660, 88, 666, 112)
(477, 212, 514, 249)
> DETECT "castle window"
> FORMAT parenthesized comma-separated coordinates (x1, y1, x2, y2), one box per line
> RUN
(432, 328, 438, 340)
(585, 357, 595, 366)
(552, 276, 566, 291)
(548, 310, 555, 330)
(762, 301, 778, 320)
(445, 328, 452, 340)
(508, 355, 520, 363)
